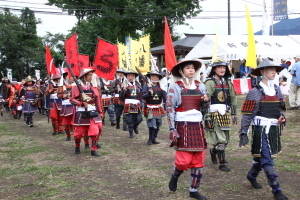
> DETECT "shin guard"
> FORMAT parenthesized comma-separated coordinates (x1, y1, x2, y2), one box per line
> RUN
(190, 168, 203, 192)
(264, 165, 281, 194)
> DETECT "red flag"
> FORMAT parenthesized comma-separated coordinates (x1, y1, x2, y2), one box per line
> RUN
(164, 16, 177, 72)
(78, 54, 90, 69)
(45, 45, 56, 75)
(65, 33, 79, 76)
(93, 39, 118, 80)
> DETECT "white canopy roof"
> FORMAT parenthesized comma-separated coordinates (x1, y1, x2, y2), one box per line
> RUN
(185, 35, 300, 61)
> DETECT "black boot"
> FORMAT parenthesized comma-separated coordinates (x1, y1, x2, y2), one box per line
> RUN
(52, 131, 57, 135)
(25, 115, 30, 126)
(85, 144, 90, 149)
(29, 113, 33, 127)
(123, 118, 128, 131)
(91, 150, 100, 157)
(168, 174, 179, 192)
(133, 126, 139, 134)
(189, 191, 207, 200)
(152, 128, 160, 144)
(274, 191, 288, 200)
(247, 175, 262, 189)
(18, 111, 22, 119)
(116, 118, 120, 129)
(210, 148, 217, 164)
(217, 150, 230, 172)
(75, 147, 80, 154)
(147, 128, 153, 145)
(247, 164, 262, 189)
(129, 130, 134, 138)
(66, 137, 71, 141)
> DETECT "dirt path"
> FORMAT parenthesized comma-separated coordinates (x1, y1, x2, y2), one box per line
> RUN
(0, 95, 299, 200)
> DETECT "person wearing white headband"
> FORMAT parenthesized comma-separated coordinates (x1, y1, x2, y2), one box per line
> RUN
(167, 59, 210, 200)
(205, 59, 237, 172)
(239, 58, 287, 200)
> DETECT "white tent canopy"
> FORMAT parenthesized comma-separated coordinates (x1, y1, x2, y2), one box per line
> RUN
(185, 35, 300, 61)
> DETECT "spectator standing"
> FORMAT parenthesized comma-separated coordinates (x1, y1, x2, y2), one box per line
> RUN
(240, 60, 251, 78)
(288, 54, 300, 110)
(280, 58, 289, 70)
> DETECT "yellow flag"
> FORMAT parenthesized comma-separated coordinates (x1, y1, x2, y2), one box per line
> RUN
(117, 42, 130, 71)
(138, 35, 150, 74)
(129, 38, 140, 72)
(245, 4, 257, 68)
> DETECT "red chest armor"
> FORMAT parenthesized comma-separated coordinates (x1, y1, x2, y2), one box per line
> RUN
(175, 81, 203, 112)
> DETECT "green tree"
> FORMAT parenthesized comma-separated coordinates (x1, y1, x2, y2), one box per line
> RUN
(48, 0, 201, 57)
(20, 7, 44, 78)
(0, 8, 44, 80)
(42, 32, 66, 67)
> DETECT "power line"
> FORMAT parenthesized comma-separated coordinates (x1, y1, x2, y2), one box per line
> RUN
(0, 0, 200, 12)
(0, 26, 98, 44)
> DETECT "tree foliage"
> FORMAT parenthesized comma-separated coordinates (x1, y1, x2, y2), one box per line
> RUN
(42, 32, 66, 67)
(48, 0, 201, 57)
(0, 8, 44, 80)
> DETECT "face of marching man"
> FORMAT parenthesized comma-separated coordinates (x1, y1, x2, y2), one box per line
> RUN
(84, 72, 93, 82)
(117, 72, 124, 78)
(214, 65, 226, 77)
(182, 64, 195, 78)
(260, 67, 277, 80)
(126, 74, 135, 82)
(150, 74, 159, 82)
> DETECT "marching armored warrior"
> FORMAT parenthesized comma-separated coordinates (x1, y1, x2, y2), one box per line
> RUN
(100, 77, 116, 126)
(120, 70, 143, 138)
(0, 77, 10, 111)
(58, 71, 74, 141)
(113, 68, 128, 130)
(19, 76, 39, 127)
(0, 94, 5, 116)
(142, 70, 166, 145)
(239, 59, 288, 200)
(7, 81, 18, 119)
(14, 80, 23, 119)
(46, 73, 64, 135)
(69, 68, 103, 157)
(37, 79, 47, 115)
(204, 59, 237, 172)
(167, 60, 209, 200)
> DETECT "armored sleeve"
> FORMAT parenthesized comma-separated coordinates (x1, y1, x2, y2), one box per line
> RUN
(239, 88, 261, 134)
(142, 84, 151, 100)
(228, 81, 237, 115)
(166, 83, 181, 130)
(204, 79, 215, 96)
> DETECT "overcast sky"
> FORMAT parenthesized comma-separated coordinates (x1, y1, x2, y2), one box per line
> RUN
(0, 0, 299, 38)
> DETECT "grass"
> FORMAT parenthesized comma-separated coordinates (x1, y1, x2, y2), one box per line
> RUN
(0, 94, 299, 200)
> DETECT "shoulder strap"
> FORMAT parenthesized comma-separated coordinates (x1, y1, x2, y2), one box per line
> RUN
(255, 84, 265, 96)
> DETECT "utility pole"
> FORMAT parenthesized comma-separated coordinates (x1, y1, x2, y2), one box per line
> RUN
(228, 0, 231, 35)
(262, 0, 269, 35)
(271, 0, 274, 35)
